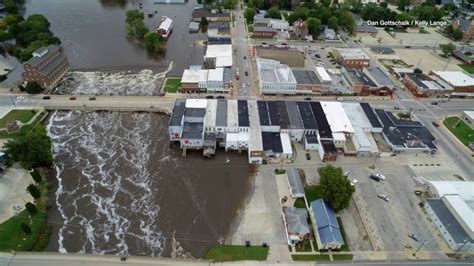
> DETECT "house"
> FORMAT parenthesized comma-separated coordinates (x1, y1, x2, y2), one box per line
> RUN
(452, 17, 474, 41)
(323, 28, 337, 40)
(269, 19, 289, 31)
(355, 24, 378, 36)
(287, 168, 305, 198)
(293, 19, 308, 40)
(192, 8, 231, 22)
(283, 207, 311, 246)
(257, 58, 297, 95)
(22, 45, 70, 89)
(254, 26, 277, 38)
(309, 199, 345, 250)
(204, 45, 233, 68)
(333, 48, 370, 69)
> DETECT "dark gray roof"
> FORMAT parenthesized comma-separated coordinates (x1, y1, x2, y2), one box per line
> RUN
(286, 101, 303, 129)
(355, 25, 378, 33)
(254, 26, 277, 32)
(267, 101, 280, 126)
(184, 108, 206, 118)
(427, 199, 473, 243)
(405, 73, 429, 89)
(276, 101, 290, 129)
(192, 8, 230, 19)
(367, 67, 394, 86)
(25, 45, 61, 67)
(310, 102, 332, 138)
(257, 101, 270, 126)
(284, 207, 310, 236)
(262, 132, 283, 153)
(453, 50, 474, 63)
(346, 70, 377, 87)
(305, 134, 319, 144)
(170, 99, 186, 126)
(370, 47, 395, 55)
(293, 70, 321, 85)
(216, 100, 227, 127)
(310, 199, 344, 245)
(238, 100, 249, 127)
(208, 36, 232, 45)
(455, 17, 472, 32)
(360, 103, 382, 128)
(297, 102, 317, 130)
(223, 67, 232, 83)
(182, 122, 203, 140)
(321, 140, 337, 153)
(287, 168, 304, 197)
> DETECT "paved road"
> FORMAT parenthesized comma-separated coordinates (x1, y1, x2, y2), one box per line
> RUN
(232, 5, 254, 97)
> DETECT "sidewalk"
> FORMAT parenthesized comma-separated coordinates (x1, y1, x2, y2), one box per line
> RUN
(0, 167, 34, 223)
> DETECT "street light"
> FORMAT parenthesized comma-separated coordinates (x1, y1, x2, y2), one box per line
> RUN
(412, 239, 428, 257)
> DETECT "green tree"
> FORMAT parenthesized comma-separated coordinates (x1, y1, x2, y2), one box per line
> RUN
(247, 0, 255, 8)
(338, 11, 355, 34)
(31, 169, 42, 184)
(265, 7, 281, 19)
(306, 17, 321, 36)
(439, 42, 456, 57)
(4, 126, 53, 169)
(288, 7, 309, 24)
(25, 82, 44, 94)
(244, 8, 256, 24)
(452, 28, 464, 40)
(21, 223, 32, 235)
(328, 16, 338, 30)
(223, 0, 237, 9)
(4, 0, 19, 14)
(318, 165, 355, 212)
(144, 32, 165, 54)
(200, 16, 209, 27)
(27, 184, 41, 199)
(25, 202, 38, 215)
(125, 9, 148, 39)
(125, 9, 144, 25)
(398, 0, 410, 11)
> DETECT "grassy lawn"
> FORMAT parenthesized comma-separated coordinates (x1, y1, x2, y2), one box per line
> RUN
(295, 239, 313, 252)
(443, 116, 474, 147)
(0, 109, 37, 128)
(291, 254, 330, 261)
(332, 254, 354, 260)
(0, 111, 44, 139)
(205, 245, 269, 262)
(294, 186, 323, 208)
(0, 180, 51, 251)
(459, 64, 474, 74)
(163, 78, 181, 93)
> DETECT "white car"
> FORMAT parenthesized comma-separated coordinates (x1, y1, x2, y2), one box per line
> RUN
(337, 97, 343, 101)
(376, 174, 386, 180)
(343, 171, 349, 177)
(350, 179, 358, 186)
(378, 194, 389, 202)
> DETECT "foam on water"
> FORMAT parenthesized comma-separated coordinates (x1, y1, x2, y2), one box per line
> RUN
(48, 111, 164, 256)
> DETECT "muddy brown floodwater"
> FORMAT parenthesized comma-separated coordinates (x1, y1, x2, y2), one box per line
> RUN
(47, 111, 252, 257)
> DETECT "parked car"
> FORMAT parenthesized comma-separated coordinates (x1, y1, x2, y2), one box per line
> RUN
(408, 233, 419, 242)
(158, 92, 166, 96)
(350, 179, 358, 186)
(42, 95, 51, 100)
(378, 194, 389, 202)
(431, 101, 439, 105)
(394, 106, 400, 110)
(432, 121, 439, 127)
(369, 174, 381, 182)
(306, 153, 311, 160)
(89, 96, 96, 100)
(414, 190, 423, 195)
(405, 46, 411, 48)
(304, 97, 311, 101)
(205, 95, 214, 99)
(245, 71, 248, 76)
(69, 96, 76, 100)
(376, 174, 386, 180)
(216, 95, 225, 99)
(243, 56, 246, 59)
(343, 171, 349, 177)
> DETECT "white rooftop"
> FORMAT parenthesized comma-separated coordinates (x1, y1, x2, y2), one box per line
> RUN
(204, 99, 217, 128)
(315, 67, 331, 82)
(208, 68, 224, 82)
(332, 132, 346, 142)
(342, 103, 372, 132)
(185, 99, 208, 109)
(181, 69, 208, 84)
(443, 195, 474, 234)
(248, 100, 263, 151)
(432, 71, 474, 87)
(226, 132, 238, 142)
(335, 48, 369, 60)
(227, 99, 238, 128)
(158, 16, 173, 32)
(321, 101, 355, 133)
(464, 110, 474, 120)
(280, 133, 292, 155)
(428, 181, 474, 202)
(205, 44, 233, 67)
(257, 58, 296, 84)
(353, 132, 371, 148)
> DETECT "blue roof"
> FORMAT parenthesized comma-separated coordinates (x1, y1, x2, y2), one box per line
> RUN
(310, 199, 344, 245)
(456, 17, 471, 32)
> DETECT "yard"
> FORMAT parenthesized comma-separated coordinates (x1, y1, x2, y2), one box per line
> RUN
(294, 185, 323, 208)
(443, 116, 474, 146)
(458, 64, 474, 74)
(332, 254, 354, 260)
(0, 111, 45, 139)
(163, 78, 181, 93)
(0, 179, 50, 251)
(204, 245, 269, 262)
(291, 254, 330, 261)
(0, 109, 37, 128)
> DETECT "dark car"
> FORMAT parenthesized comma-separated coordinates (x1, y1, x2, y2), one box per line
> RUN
(245, 71, 248, 76)
(432, 121, 439, 127)
(408, 233, 419, 242)
(306, 153, 311, 160)
(315, 54, 321, 58)
(304, 97, 311, 101)
(369, 174, 381, 182)
(431, 101, 439, 105)
(405, 46, 411, 48)
(216, 95, 225, 99)
(205, 95, 214, 99)
(42, 95, 51, 100)
(243, 56, 246, 59)
(69, 96, 76, 100)
(89, 96, 96, 100)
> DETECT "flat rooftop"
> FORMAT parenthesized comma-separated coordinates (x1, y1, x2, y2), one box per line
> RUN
(257, 101, 270, 126)
(267, 101, 281, 126)
(170, 99, 186, 126)
(310, 102, 332, 139)
(216, 99, 227, 127)
(367, 67, 394, 86)
(335, 48, 369, 60)
(293, 70, 321, 85)
(321, 101, 354, 133)
(297, 101, 317, 130)
(262, 132, 283, 153)
(346, 69, 377, 87)
(360, 102, 382, 128)
(182, 122, 204, 140)
(286, 101, 304, 130)
(238, 100, 249, 127)
(427, 199, 473, 244)
(276, 101, 290, 129)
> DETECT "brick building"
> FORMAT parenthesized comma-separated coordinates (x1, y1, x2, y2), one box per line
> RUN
(333, 48, 370, 69)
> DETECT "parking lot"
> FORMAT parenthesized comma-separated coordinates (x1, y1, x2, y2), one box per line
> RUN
(340, 163, 449, 258)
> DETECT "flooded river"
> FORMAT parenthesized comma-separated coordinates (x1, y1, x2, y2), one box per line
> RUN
(25, 0, 206, 75)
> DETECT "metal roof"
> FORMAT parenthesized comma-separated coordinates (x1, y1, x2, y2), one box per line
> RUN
(286, 101, 303, 129)
(169, 99, 186, 126)
(215, 99, 227, 127)
(293, 70, 321, 85)
(296, 102, 317, 130)
(238, 100, 249, 127)
(310, 199, 344, 246)
(287, 168, 304, 197)
(427, 199, 473, 244)
(360, 103, 382, 128)
(367, 67, 394, 86)
(276, 101, 290, 129)
(310, 102, 332, 138)
(345, 69, 377, 87)
(181, 122, 203, 140)
(262, 132, 283, 153)
(267, 101, 281, 126)
(284, 207, 310, 236)
(305, 134, 319, 144)
(257, 101, 270, 126)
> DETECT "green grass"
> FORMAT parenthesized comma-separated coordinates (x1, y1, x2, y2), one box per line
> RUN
(443, 117, 474, 146)
(163, 78, 181, 93)
(0, 111, 45, 139)
(459, 64, 474, 74)
(0, 180, 50, 251)
(295, 239, 313, 252)
(0, 109, 37, 128)
(205, 245, 269, 262)
(332, 254, 353, 260)
(294, 186, 324, 208)
(291, 254, 330, 261)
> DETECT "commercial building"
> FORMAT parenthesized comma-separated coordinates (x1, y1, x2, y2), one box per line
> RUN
(257, 58, 297, 95)
(180, 69, 208, 93)
(364, 67, 395, 93)
(297, 101, 317, 136)
(343, 69, 378, 96)
(292, 69, 328, 95)
(254, 26, 277, 38)
(315, 67, 332, 85)
(360, 103, 383, 133)
(192, 8, 231, 22)
(453, 48, 474, 65)
(375, 109, 437, 153)
(204, 44, 233, 68)
(402, 73, 453, 98)
(320, 101, 354, 148)
(168, 99, 186, 141)
(286, 101, 305, 142)
(180, 99, 208, 149)
(343, 103, 378, 155)
(180, 68, 231, 93)
(310, 102, 337, 161)
(462, 111, 474, 129)
(309, 199, 344, 250)
(248, 100, 264, 163)
(333, 48, 370, 69)
(22, 45, 70, 89)
(253, 16, 289, 30)
(283, 207, 311, 246)
(429, 71, 474, 94)
(154, 0, 185, 3)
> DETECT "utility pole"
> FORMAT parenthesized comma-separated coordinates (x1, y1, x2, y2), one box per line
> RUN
(412, 240, 427, 257)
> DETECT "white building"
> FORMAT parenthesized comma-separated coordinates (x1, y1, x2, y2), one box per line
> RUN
(280, 132, 293, 158)
(320, 101, 354, 148)
(248, 100, 264, 164)
(342, 102, 379, 155)
(257, 58, 297, 94)
(315, 67, 332, 84)
(207, 68, 224, 92)
(204, 99, 217, 132)
(270, 19, 289, 30)
(226, 99, 239, 133)
(204, 44, 233, 68)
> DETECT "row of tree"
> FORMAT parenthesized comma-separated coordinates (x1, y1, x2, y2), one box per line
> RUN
(125, 10, 165, 54)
